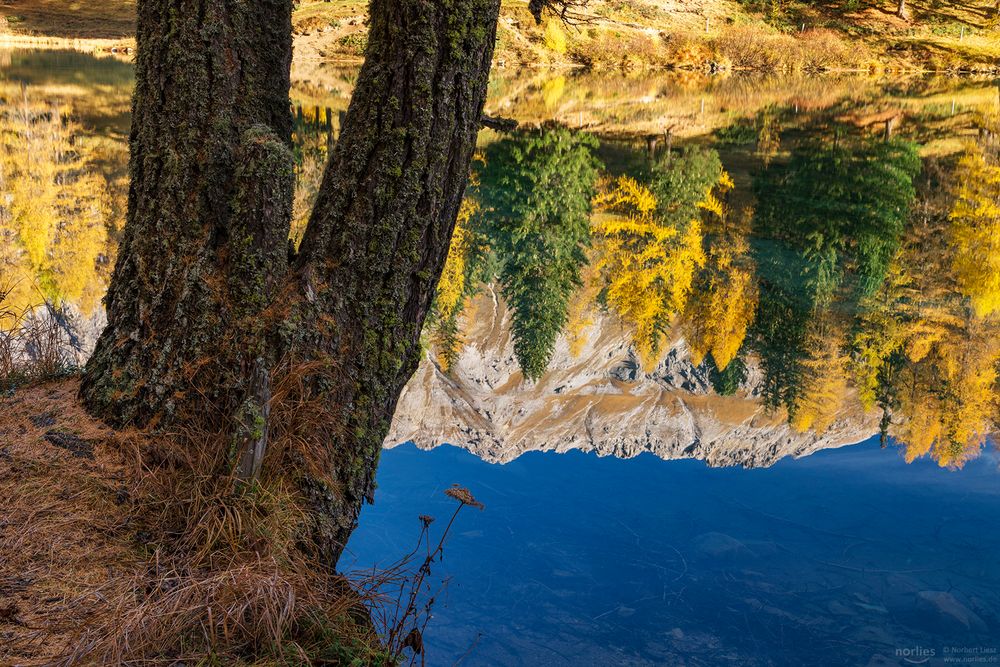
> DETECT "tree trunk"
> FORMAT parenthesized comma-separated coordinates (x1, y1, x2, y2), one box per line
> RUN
(81, 0, 502, 566)
(897, 0, 907, 17)
(81, 0, 296, 426)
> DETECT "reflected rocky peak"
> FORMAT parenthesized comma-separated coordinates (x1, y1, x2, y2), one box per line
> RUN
(388, 283, 880, 467)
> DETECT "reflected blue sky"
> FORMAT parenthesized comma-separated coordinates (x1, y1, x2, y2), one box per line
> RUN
(347, 441, 1000, 666)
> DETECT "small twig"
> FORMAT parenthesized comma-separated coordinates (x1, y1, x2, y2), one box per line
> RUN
(452, 632, 482, 666)
(480, 114, 519, 133)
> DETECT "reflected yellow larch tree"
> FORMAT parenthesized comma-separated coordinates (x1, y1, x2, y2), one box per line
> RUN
(0, 91, 109, 319)
(564, 248, 604, 358)
(790, 320, 849, 435)
(894, 321, 1000, 468)
(683, 184, 758, 372)
(430, 198, 480, 372)
(873, 144, 1000, 467)
(850, 259, 909, 412)
(949, 144, 1000, 319)
(593, 175, 706, 370)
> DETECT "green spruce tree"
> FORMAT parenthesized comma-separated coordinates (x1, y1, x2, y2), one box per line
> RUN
(750, 136, 920, 414)
(478, 127, 599, 380)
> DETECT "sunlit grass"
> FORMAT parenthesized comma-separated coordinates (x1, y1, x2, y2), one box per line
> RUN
(0, 0, 135, 39)
(2, 0, 996, 69)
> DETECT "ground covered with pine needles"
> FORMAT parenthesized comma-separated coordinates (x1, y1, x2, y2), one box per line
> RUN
(0, 380, 393, 666)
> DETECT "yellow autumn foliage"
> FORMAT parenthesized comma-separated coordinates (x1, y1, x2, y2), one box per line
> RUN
(436, 198, 478, 324)
(895, 384, 942, 463)
(594, 176, 706, 370)
(565, 249, 603, 358)
(790, 327, 848, 435)
(893, 316, 1000, 468)
(0, 93, 110, 321)
(684, 183, 756, 372)
(850, 260, 908, 411)
(949, 145, 1000, 318)
(685, 237, 757, 371)
(431, 197, 479, 371)
(544, 19, 568, 55)
(542, 76, 566, 111)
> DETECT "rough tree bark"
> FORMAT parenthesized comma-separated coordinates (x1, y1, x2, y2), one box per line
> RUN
(81, 0, 503, 566)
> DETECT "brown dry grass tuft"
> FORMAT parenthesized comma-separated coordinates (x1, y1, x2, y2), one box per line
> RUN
(0, 380, 139, 666)
(569, 29, 669, 70)
(62, 555, 383, 666)
(0, 284, 79, 391)
(712, 25, 873, 72)
(0, 375, 389, 666)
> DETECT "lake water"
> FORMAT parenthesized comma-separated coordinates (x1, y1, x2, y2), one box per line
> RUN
(347, 440, 1000, 666)
(2, 49, 1000, 666)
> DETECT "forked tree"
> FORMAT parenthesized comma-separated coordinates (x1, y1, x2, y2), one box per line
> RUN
(81, 0, 576, 566)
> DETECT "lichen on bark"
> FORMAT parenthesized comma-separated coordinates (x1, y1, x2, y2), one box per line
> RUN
(81, 0, 503, 567)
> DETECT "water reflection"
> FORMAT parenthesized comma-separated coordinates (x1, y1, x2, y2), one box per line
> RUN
(427, 122, 1000, 469)
(1, 49, 998, 469)
(348, 440, 1000, 666)
(0, 50, 129, 341)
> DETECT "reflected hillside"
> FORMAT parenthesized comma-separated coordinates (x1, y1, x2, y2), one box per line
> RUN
(414, 106, 1000, 468)
(2, 49, 998, 468)
(293, 62, 1000, 139)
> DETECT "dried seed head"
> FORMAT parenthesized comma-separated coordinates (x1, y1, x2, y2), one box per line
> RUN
(443, 484, 484, 510)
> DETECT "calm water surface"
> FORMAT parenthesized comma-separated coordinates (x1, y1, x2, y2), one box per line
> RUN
(348, 440, 1000, 666)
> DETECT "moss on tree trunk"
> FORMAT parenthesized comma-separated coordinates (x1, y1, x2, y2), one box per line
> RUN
(81, 0, 502, 566)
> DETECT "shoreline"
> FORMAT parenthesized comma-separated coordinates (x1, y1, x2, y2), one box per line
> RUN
(1, 32, 996, 76)
(0, 33, 134, 53)
(3, 29, 998, 77)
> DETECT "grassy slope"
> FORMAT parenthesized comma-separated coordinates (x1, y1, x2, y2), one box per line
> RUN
(1, 0, 997, 69)
(762, 0, 1000, 69)
(0, 0, 136, 39)
(0, 377, 389, 665)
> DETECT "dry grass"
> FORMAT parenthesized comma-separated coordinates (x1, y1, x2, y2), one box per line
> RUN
(712, 25, 874, 71)
(735, 0, 1000, 70)
(0, 0, 135, 39)
(569, 28, 670, 70)
(53, 358, 396, 665)
(0, 285, 79, 391)
(0, 380, 138, 666)
(0, 375, 393, 666)
(0, 348, 474, 665)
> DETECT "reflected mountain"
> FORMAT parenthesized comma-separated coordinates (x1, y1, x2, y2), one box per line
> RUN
(389, 283, 881, 467)
(411, 123, 1000, 468)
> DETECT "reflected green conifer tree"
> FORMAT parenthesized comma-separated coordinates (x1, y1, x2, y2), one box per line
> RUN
(478, 126, 600, 380)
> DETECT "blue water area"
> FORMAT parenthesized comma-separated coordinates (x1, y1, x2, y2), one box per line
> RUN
(346, 441, 1000, 666)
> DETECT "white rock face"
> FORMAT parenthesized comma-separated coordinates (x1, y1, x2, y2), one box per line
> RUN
(387, 285, 879, 467)
(11, 303, 106, 368)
